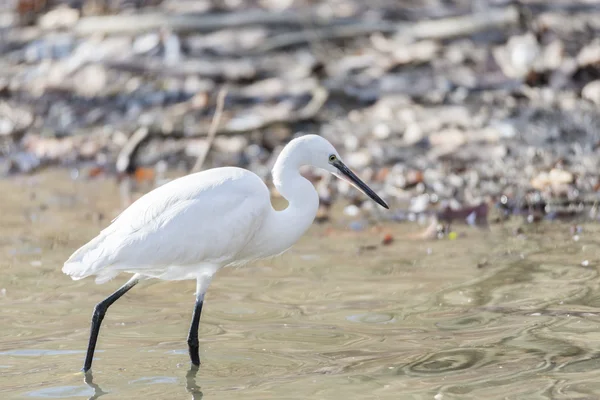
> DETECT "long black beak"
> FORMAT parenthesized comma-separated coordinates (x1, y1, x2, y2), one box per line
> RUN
(333, 160, 389, 209)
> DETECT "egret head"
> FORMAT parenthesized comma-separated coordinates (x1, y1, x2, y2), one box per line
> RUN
(287, 135, 389, 209)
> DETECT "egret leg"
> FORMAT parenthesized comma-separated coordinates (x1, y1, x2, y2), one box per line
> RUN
(187, 275, 213, 366)
(187, 293, 204, 366)
(83, 274, 140, 373)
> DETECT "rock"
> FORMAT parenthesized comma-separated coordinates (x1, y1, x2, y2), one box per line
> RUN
(4, 152, 41, 174)
(531, 169, 574, 191)
(0, 118, 15, 136)
(403, 169, 423, 189)
(540, 40, 564, 71)
(582, 80, 600, 105)
(162, 30, 181, 65)
(410, 194, 430, 213)
(23, 135, 75, 161)
(381, 233, 393, 245)
(259, 0, 295, 11)
(493, 33, 541, 79)
(37, 6, 79, 29)
(133, 33, 161, 55)
(349, 220, 366, 231)
(344, 205, 360, 217)
(345, 150, 372, 170)
(397, 119, 419, 142)
(428, 129, 467, 148)
(263, 127, 292, 150)
(78, 140, 104, 158)
(391, 40, 440, 65)
(73, 64, 108, 97)
(214, 136, 248, 154)
(577, 39, 600, 66)
(185, 28, 268, 56)
(0, 103, 33, 136)
(372, 123, 391, 140)
(315, 204, 329, 223)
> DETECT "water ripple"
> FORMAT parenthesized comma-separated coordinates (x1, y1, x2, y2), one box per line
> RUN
(404, 349, 486, 375)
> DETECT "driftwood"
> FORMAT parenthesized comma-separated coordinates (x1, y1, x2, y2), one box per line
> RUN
(249, 6, 520, 54)
(71, 8, 343, 36)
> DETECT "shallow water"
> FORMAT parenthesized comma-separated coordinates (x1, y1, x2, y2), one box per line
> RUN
(1, 171, 600, 399)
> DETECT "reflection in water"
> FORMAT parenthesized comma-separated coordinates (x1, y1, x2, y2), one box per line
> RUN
(405, 349, 486, 375)
(0, 349, 85, 357)
(186, 366, 204, 400)
(81, 368, 203, 400)
(83, 372, 107, 400)
(25, 385, 95, 399)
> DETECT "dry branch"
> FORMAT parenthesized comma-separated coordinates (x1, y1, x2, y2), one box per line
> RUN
(191, 86, 228, 173)
(71, 8, 341, 36)
(247, 6, 520, 54)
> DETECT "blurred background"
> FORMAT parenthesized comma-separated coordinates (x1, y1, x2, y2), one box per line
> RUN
(3, 2, 600, 399)
(2, 0, 600, 228)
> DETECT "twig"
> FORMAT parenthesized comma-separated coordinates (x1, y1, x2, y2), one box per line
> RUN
(116, 126, 150, 175)
(191, 86, 228, 173)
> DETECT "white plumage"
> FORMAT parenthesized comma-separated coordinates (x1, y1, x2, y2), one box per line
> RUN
(64, 167, 270, 284)
(64, 134, 388, 372)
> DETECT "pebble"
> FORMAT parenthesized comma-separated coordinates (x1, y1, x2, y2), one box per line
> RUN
(345, 150, 372, 170)
(531, 169, 574, 191)
(582, 80, 600, 105)
(577, 39, 600, 66)
(349, 221, 365, 231)
(410, 194, 429, 213)
(133, 33, 161, 55)
(344, 205, 360, 217)
(493, 32, 541, 78)
(0, 118, 15, 136)
(372, 123, 391, 139)
(38, 6, 79, 29)
(73, 65, 108, 97)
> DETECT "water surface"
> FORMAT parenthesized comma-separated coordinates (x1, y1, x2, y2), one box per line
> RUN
(1, 171, 600, 399)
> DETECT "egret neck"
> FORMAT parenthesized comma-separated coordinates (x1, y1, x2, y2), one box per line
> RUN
(257, 143, 320, 257)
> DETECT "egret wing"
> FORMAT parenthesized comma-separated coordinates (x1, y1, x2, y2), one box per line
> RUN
(63, 168, 271, 282)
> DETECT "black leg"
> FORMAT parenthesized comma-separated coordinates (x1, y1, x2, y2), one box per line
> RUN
(187, 294, 204, 367)
(83, 275, 139, 373)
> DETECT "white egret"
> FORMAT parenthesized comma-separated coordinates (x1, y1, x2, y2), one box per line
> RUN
(63, 134, 388, 372)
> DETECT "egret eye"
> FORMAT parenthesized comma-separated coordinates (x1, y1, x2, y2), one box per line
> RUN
(328, 154, 337, 163)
